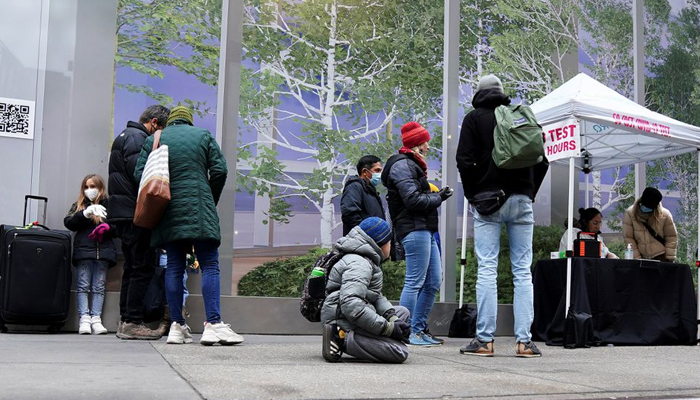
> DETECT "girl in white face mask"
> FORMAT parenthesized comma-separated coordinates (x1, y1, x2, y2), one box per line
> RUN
(64, 174, 117, 335)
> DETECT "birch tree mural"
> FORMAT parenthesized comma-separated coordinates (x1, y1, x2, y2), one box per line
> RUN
(238, 0, 442, 247)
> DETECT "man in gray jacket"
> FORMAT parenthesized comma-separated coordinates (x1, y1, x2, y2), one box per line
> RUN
(321, 217, 411, 363)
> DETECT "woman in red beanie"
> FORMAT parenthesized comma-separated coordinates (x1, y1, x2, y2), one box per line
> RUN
(380, 122, 454, 346)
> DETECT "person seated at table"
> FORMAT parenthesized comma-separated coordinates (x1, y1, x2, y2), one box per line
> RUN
(623, 187, 677, 262)
(559, 207, 618, 259)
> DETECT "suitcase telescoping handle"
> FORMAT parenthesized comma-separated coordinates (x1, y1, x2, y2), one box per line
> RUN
(24, 195, 49, 228)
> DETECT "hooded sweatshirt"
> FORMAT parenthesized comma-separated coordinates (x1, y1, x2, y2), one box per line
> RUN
(456, 89, 547, 200)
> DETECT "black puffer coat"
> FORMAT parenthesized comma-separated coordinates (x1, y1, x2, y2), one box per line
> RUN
(107, 121, 151, 222)
(63, 198, 117, 267)
(340, 176, 385, 236)
(381, 153, 442, 242)
(456, 89, 548, 200)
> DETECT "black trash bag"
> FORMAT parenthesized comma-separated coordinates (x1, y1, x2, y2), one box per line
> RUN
(448, 304, 477, 338)
(142, 266, 166, 323)
(564, 309, 597, 348)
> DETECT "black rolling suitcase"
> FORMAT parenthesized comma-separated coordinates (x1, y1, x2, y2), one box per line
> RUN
(0, 195, 72, 333)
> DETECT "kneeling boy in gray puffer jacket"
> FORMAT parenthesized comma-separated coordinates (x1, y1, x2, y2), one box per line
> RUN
(321, 217, 411, 363)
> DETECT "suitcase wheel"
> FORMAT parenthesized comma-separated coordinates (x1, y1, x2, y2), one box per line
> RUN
(0, 325, 6, 333)
(47, 324, 63, 334)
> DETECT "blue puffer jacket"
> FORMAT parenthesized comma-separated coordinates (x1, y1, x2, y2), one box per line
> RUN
(321, 226, 395, 336)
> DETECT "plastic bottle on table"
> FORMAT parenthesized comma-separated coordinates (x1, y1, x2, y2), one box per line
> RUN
(624, 244, 634, 260)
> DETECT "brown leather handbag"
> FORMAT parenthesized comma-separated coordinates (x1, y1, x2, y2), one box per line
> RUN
(133, 130, 170, 229)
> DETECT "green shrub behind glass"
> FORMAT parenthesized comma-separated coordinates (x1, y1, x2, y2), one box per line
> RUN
(238, 224, 567, 304)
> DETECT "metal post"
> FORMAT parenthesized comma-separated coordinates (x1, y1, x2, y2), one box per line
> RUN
(633, 0, 646, 198)
(565, 157, 575, 315)
(439, 0, 460, 302)
(215, 0, 243, 295)
(697, 150, 700, 342)
(459, 200, 468, 309)
(585, 173, 589, 208)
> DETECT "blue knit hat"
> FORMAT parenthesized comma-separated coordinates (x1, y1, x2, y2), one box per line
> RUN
(358, 217, 392, 247)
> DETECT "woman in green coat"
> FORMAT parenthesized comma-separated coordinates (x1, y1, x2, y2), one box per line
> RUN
(135, 106, 243, 347)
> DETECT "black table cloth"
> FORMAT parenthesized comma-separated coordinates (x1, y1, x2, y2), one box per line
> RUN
(533, 258, 697, 346)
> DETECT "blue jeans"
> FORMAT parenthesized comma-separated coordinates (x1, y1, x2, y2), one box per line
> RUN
(399, 230, 442, 334)
(164, 240, 221, 325)
(473, 194, 534, 343)
(160, 252, 189, 306)
(76, 260, 108, 317)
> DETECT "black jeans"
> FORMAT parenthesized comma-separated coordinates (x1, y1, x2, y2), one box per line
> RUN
(115, 223, 156, 324)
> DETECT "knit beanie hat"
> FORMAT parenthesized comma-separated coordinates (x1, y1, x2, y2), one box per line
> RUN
(401, 122, 430, 149)
(358, 217, 392, 247)
(640, 187, 662, 209)
(166, 106, 194, 126)
(476, 74, 504, 94)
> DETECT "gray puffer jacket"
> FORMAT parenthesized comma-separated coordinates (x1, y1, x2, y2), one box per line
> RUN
(321, 226, 394, 336)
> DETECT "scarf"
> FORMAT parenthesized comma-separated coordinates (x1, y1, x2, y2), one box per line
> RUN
(399, 147, 427, 176)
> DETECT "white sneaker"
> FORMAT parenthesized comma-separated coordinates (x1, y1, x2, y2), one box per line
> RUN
(200, 322, 244, 346)
(90, 316, 108, 335)
(78, 315, 91, 335)
(166, 322, 193, 344)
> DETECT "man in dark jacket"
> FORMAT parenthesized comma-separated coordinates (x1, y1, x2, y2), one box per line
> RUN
(108, 104, 169, 340)
(340, 155, 385, 236)
(456, 74, 546, 358)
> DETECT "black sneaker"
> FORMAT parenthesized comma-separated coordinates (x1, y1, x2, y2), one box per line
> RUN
(459, 338, 494, 356)
(322, 323, 344, 363)
(516, 341, 542, 358)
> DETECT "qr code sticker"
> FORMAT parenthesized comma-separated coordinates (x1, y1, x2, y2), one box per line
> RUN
(0, 97, 34, 140)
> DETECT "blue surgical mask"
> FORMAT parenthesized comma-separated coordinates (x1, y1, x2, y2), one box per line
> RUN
(370, 173, 382, 187)
(640, 204, 654, 213)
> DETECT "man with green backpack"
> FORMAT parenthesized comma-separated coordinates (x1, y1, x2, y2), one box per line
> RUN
(455, 74, 548, 358)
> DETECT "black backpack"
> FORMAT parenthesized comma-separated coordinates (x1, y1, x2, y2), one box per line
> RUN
(299, 249, 345, 322)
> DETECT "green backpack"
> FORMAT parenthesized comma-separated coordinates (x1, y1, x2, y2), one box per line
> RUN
(492, 104, 545, 169)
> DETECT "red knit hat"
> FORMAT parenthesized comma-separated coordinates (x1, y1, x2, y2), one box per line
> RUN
(401, 122, 430, 148)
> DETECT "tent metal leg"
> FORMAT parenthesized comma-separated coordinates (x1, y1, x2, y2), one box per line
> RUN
(459, 200, 468, 309)
(565, 157, 575, 316)
(697, 150, 699, 342)
(585, 173, 589, 208)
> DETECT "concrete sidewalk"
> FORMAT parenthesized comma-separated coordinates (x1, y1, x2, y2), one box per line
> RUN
(1, 333, 699, 400)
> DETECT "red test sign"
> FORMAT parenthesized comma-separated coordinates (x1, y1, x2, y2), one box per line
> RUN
(543, 118, 580, 162)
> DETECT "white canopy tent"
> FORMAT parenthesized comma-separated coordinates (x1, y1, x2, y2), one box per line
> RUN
(530, 72, 700, 338)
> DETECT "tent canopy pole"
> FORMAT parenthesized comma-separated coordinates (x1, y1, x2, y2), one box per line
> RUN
(565, 156, 575, 315)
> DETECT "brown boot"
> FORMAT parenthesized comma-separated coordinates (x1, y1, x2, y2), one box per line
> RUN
(156, 307, 172, 336)
(120, 322, 162, 340)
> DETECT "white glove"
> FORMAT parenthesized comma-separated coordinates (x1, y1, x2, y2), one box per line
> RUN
(92, 205, 107, 219)
(83, 205, 95, 218)
(83, 204, 107, 219)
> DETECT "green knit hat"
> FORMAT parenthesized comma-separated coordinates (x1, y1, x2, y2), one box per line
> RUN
(166, 106, 194, 126)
